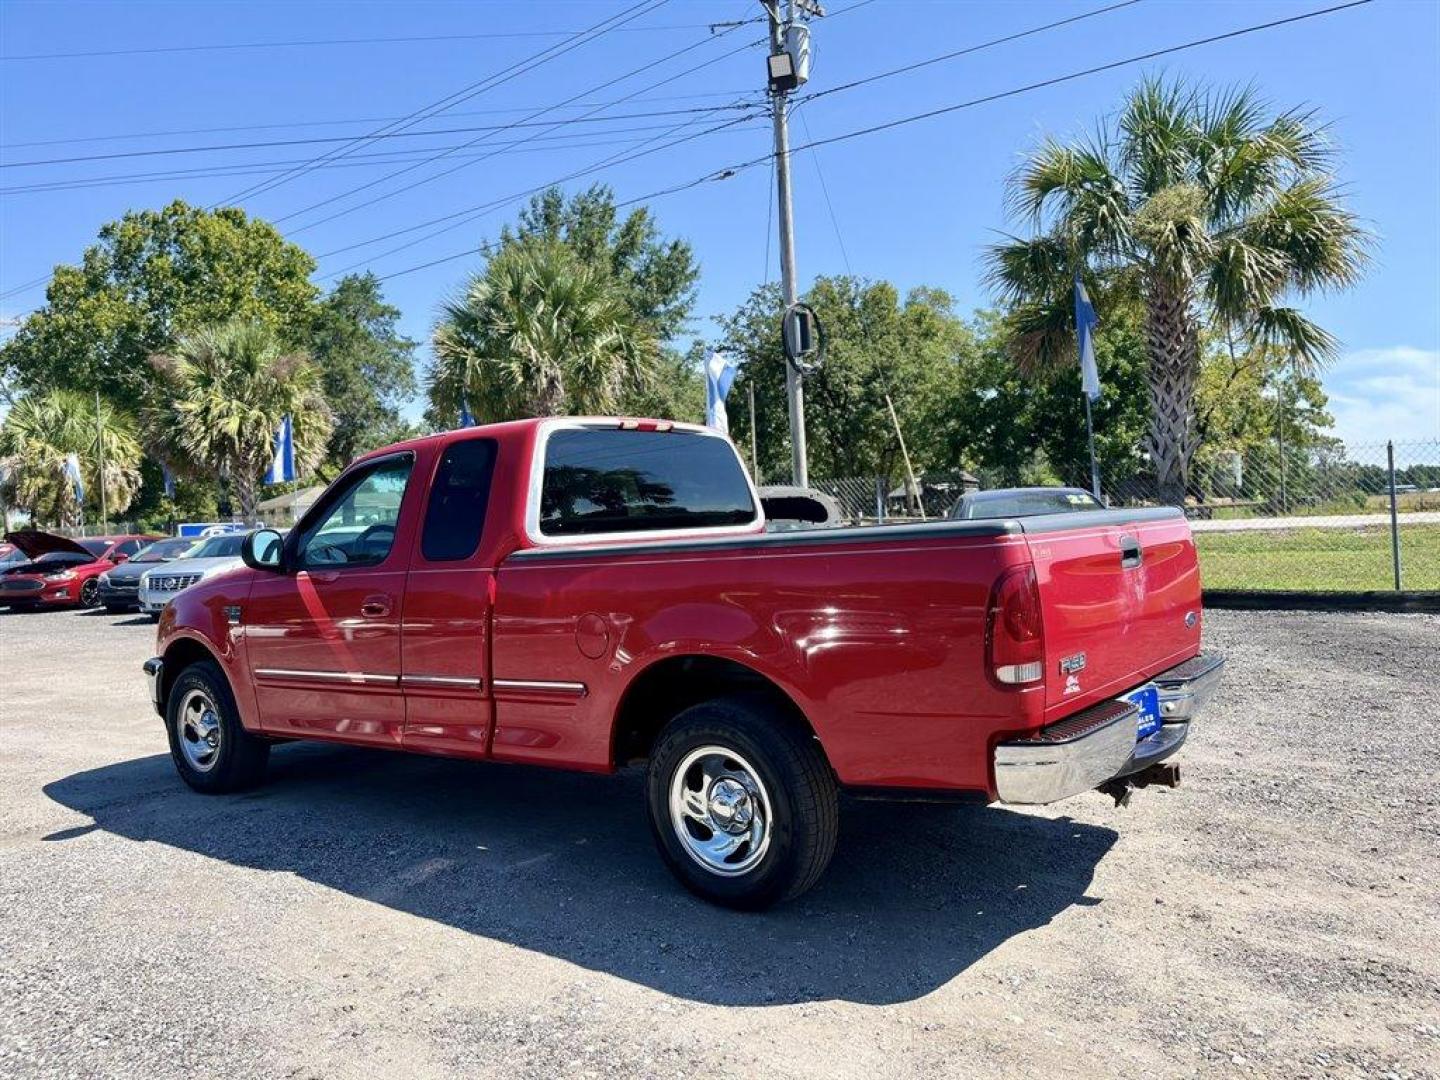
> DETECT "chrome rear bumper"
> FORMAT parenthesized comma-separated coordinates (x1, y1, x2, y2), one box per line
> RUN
(994, 652, 1225, 805)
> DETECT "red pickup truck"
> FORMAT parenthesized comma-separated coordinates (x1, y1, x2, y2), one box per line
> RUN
(144, 418, 1223, 908)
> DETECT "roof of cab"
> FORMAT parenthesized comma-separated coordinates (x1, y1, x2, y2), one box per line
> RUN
(349, 417, 713, 467)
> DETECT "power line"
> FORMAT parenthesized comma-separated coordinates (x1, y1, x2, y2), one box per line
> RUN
(0, 104, 752, 169)
(0, 108, 766, 303)
(217, 0, 666, 207)
(0, 91, 759, 150)
(0, 124, 766, 197)
(0, 20, 762, 62)
(297, 0, 1145, 266)
(362, 0, 1374, 285)
(0, 0, 1370, 304)
(275, 26, 762, 233)
(793, 104, 852, 277)
(787, 0, 1376, 161)
(803, 0, 1143, 106)
(324, 111, 761, 278)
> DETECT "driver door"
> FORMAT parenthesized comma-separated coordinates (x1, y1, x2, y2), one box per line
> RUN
(244, 452, 418, 745)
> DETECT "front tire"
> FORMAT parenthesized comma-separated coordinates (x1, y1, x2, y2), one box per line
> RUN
(164, 660, 269, 793)
(646, 695, 838, 910)
(79, 578, 100, 607)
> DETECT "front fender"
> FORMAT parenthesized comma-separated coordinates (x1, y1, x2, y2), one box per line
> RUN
(156, 573, 258, 732)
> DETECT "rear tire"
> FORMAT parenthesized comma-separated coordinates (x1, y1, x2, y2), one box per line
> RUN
(646, 695, 838, 910)
(164, 660, 269, 793)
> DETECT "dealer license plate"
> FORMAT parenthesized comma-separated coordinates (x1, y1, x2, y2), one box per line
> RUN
(1125, 685, 1162, 740)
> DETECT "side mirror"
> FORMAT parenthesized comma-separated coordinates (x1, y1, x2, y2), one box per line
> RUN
(241, 528, 286, 572)
(111, 553, 129, 564)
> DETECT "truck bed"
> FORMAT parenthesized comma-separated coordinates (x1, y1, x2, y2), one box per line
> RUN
(492, 506, 1201, 797)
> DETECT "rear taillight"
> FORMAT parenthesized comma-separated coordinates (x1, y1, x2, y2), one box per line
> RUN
(986, 565, 1044, 687)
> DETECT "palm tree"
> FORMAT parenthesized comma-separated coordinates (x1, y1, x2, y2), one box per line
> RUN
(431, 239, 654, 422)
(0, 389, 143, 526)
(986, 77, 1368, 503)
(149, 321, 331, 521)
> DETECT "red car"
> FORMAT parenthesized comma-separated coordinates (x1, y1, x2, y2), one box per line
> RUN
(1, 530, 162, 609)
(145, 418, 1223, 908)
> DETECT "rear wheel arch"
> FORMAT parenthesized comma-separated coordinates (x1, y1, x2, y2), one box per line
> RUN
(611, 653, 826, 770)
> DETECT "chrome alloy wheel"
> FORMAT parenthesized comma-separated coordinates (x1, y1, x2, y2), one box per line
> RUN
(668, 745, 773, 877)
(176, 688, 222, 772)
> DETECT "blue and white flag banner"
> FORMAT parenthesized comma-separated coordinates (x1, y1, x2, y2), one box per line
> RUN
(263, 415, 296, 484)
(1074, 274, 1101, 402)
(62, 453, 85, 504)
(704, 349, 740, 435)
(459, 400, 475, 428)
(161, 462, 176, 499)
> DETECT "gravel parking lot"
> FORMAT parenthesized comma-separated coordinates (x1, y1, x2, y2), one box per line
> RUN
(1, 607, 1436, 1079)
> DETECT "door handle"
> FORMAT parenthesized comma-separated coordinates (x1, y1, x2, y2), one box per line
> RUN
(360, 595, 392, 618)
(1119, 535, 1143, 569)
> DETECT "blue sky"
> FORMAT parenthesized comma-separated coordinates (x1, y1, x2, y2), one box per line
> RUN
(2, 0, 1437, 446)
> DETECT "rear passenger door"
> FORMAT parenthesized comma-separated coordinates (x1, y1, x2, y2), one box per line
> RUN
(400, 437, 499, 757)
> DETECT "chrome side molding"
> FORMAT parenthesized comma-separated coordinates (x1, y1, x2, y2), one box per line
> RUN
(253, 668, 399, 687)
(492, 678, 588, 698)
(400, 674, 484, 690)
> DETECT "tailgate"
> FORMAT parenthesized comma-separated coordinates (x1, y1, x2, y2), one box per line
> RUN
(1021, 508, 1203, 715)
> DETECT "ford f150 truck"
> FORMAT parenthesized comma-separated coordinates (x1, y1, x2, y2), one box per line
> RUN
(144, 417, 1223, 908)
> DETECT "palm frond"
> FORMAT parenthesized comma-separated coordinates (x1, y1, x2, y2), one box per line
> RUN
(1245, 306, 1339, 372)
(982, 233, 1074, 307)
(1239, 177, 1371, 295)
(1119, 75, 1200, 198)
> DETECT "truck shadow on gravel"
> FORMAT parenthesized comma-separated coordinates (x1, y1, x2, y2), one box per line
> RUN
(45, 743, 1117, 1006)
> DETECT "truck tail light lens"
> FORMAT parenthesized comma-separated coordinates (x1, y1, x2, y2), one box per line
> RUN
(986, 565, 1044, 686)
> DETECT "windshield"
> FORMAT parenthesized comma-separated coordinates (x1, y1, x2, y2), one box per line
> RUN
(34, 552, 91, 566)
(135, 538, 197, 562)
(188, 534, 245, 559)
(79, 539, 109, 556)
(957, 490, 1101, 520)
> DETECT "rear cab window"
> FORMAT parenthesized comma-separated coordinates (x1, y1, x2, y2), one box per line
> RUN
(421, 438, 498, 562)
(534, 425, 758, 540)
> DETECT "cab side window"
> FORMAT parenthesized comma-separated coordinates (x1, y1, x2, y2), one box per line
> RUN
(295, 456, 413, 569)
(421, 439, 498, 562)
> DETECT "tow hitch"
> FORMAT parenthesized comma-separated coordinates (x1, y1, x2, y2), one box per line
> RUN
(1097, 762, 1182, 807)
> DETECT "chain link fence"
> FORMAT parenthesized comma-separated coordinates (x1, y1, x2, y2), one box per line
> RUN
(809, 439, 1440, 593)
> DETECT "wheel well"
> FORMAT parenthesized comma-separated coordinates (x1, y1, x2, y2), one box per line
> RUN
(611, 655, 818, 768)
(160, 637, 220, 706)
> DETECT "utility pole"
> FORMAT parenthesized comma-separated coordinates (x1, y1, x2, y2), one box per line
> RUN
(95, 388, 109, 533)
(763, 0, 820, 487)
(748, 381, 760, 483)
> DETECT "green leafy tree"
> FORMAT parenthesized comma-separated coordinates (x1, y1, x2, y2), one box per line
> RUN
(430, 240, 655, 423)
(986, 77, 1368, 502)
(719, 277, 969, 482)
(309, 273, 418, 469)
(148, 322, 332, 521)
(0, 200, 317, 413)
(1194, 336, 1334, 454)
(0, 390, 143, 526)
(940, 307, 1153, 489)
(504, 185, 699, 339)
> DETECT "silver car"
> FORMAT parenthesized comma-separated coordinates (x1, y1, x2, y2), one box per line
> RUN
(138, 532, 248, 616)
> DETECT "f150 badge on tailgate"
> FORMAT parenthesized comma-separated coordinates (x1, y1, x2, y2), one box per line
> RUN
(1060, 652, 1086, 695)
